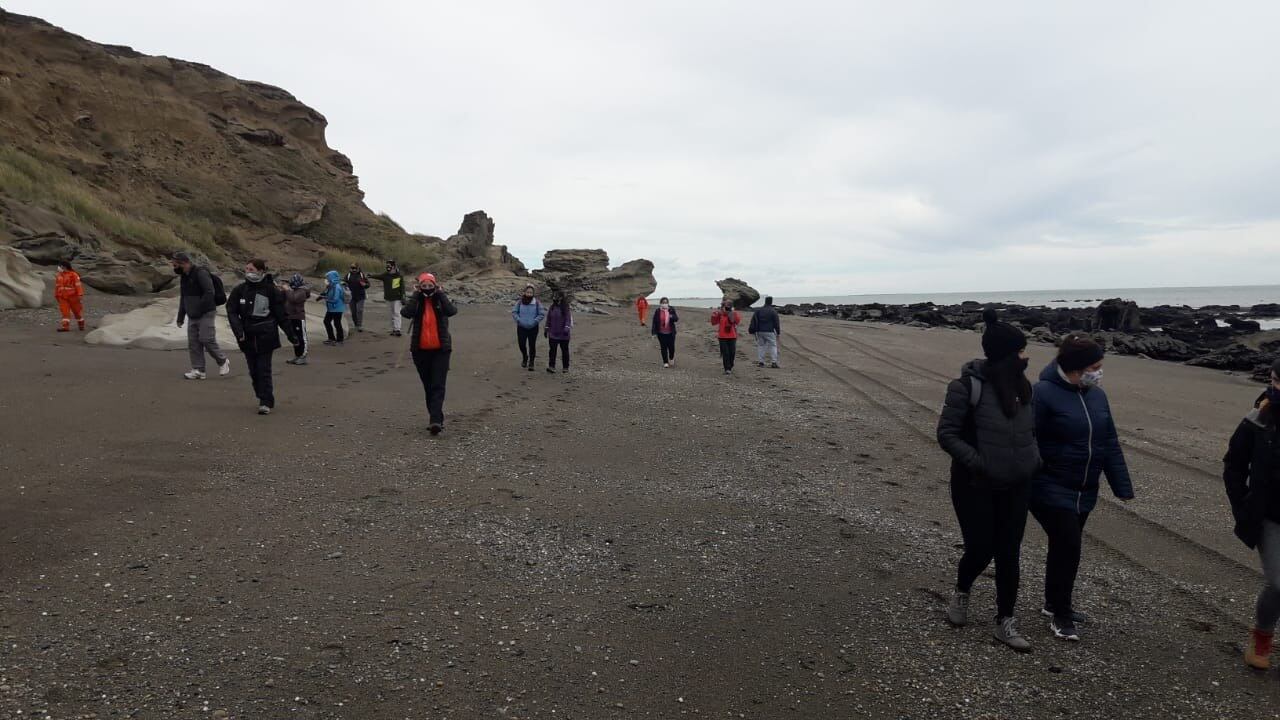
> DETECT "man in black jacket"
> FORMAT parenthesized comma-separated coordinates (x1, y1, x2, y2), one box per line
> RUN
(344, 263, 369, 332)
(226, 259, 298, 415)
(370, 259, 406, 336)
(748, 296, 782, 368)
(172, 251, 230, 380)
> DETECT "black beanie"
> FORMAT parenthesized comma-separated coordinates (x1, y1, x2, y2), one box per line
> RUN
(981, 309, 1027, 362)
(1058, 335, 1106, 373)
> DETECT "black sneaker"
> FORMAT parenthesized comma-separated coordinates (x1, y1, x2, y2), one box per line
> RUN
(1050, 615, 1081, 642)
(429, 423, 443, 436)
(546, 367, 556, 374)
(1042, 606, 1088, 624)
(757, 361, 765, 367)
(521, 359, 528, 369)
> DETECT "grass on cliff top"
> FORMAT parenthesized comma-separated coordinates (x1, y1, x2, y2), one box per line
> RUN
(0, 146, 224, 259)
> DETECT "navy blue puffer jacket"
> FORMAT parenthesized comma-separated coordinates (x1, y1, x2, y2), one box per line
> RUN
(1032, 361, 1134, 513)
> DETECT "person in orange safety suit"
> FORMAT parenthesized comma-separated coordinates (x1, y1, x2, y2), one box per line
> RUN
(636, 295, 650, 326)
(54, 260, 85, 332)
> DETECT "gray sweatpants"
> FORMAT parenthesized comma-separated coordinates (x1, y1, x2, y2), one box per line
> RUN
(390, 299, 403, 332)
(187, 314, 227, 372)
(350, 299, 365, 328)
(1258, 520, 1280, 631)
(756, 331, 779, 364)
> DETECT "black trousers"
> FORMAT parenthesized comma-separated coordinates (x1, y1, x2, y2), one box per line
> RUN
(951, 475, 1030, 619)
(1031, 505, 1090, 617)
(718, 338, 737, 371)
(243, 348, 275, 408)
(412, 349, 451, 426)
(548, 339, 570, 369)
(517, 324, 539, 363)
(288, 319, 307, 358)
(657, 333, 676, 363)
(323, 312, 345, 341)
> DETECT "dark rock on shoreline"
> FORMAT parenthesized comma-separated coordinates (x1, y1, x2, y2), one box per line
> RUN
(782, 297, 1278, 382)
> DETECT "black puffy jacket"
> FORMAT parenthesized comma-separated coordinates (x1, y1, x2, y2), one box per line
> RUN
(226, 276, 295, 353)
(401, 290, 458, 352)
(937, 359, 1041, 489)
(1223, 395, 1279, 548)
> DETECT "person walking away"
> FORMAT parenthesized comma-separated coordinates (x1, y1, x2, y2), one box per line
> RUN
(651, 297, 679, 367)
(636, 295, 651, 326)
(1031, 334, 1134, 642)
(172, 251, 231, 380)
(371, 259, 406, 336)
(282, 274, 311, 365)
(344, 263, 369, 332)
(545, 292, 573, 374)
(936, 309, 1040, 652)
(710, 299, 741, 375)
(749, 296, 783, 368)
(318, 269, 347, 345)
(1223, 359, 1280, 670)
(227, 259, 298, 415)
(402, 273, 458, 435)
(54, 260, 85, 332)
(512, 284, 545, 370)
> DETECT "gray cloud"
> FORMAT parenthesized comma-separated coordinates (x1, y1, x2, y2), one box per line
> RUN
(13, 0, 1280, 296)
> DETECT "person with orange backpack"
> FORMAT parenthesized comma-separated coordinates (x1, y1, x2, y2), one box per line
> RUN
(54, 260, 85, 332)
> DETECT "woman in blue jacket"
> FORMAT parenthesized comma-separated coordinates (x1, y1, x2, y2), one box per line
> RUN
(1031, 335, 1134, 642)
(318, 269, 347, 346)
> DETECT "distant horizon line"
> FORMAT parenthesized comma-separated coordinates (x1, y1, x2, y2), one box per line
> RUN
(665, 282, 1280, 300)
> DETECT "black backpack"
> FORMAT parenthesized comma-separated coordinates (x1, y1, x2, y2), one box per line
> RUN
(210, 272, 227, 306)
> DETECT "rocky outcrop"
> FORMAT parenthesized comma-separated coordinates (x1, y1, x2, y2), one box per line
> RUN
(532, 250, 657, 306)
(716, 278, 760, 309)
(0, 9, 469, 291)
(0, 246, 45, 309)
(782, 298, 1279, 382)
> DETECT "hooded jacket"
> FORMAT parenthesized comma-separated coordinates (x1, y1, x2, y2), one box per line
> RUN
(177, 265, 217, 322)
(402, 289, 458, 352)
(1223, 394, 1279, 548)
(546, 304, 573, 341)
(1031, 361, 1134, 513)
(322, 270, 347, 313)
(710, 308, 740, 340)
(937, 359, 1041, 489)
(512, 297, 546, 329)
(226, 275, 296, 353)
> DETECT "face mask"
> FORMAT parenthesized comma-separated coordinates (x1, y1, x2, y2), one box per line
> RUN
(660, 303, 669, 309)
(244, 272, 263, 283)
(1080, 369, 1104, 388)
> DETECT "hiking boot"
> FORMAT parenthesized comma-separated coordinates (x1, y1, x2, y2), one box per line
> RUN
(521, 359, 527, 369)
(527, 364, 535, 372)
(757, 361, 766, 368)
(183, 369, 206, 380)
(1247, 628, 1274, 670)
(429, 423, 443, 436)
(257, 405, 271, 415)
(392, 330, 402, 337)
(1041, 606, 1088, 624)
(946, 590, 970, 627)
(546, 367, 556, 374)
(1050, 615, 1081, 642)
(994, 616, 1032, 653)
(77, 322, 86, 331)
(770, 362, 781, 369)
(219, 358, 231, 376)
(323, 339, 336, 346)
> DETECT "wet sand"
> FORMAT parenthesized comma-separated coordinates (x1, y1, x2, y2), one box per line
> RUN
(0, 300, 1276, 718)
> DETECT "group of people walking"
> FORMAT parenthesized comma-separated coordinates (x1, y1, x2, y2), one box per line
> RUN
(937, 308, 1132, 651)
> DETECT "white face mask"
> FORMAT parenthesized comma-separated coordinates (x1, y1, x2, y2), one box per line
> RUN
(245, 271, 263, 283)
(1081, 369, 1104, 387)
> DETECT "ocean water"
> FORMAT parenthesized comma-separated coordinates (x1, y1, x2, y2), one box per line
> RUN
(672, 285, 1280, 311)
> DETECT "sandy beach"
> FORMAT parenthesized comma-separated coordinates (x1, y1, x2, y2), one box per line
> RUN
(1, 296, 1277, 719)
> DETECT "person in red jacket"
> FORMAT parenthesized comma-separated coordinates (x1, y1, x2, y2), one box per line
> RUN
(636, 295, 650, 326)
(54, 260, 85, 332)
(710, 298, 741, 375)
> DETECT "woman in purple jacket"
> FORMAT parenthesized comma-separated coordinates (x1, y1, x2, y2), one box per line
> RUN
(545, 292, 573, 374)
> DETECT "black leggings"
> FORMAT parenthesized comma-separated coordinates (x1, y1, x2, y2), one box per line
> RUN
(718, 339, 736, 371)
(517, 325, 539, 363)
(657, 333, 676, 363)
(323, 312, 345, 341)
(951, 476, 1030, 619)
(412, 349, 451, 426)
(1031, 505, 1091, 617)
(289, 319, 307, 358)
(548, 339, 570, 369)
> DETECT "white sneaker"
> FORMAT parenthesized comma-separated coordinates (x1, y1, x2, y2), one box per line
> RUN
(183, 369, 206, 380)
(257, 405, 271, 415)
(663, 363, 670, 368)
(219, 358, 232, 376)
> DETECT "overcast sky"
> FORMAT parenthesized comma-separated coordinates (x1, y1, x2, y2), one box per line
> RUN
(11, 1, 1280, 297)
